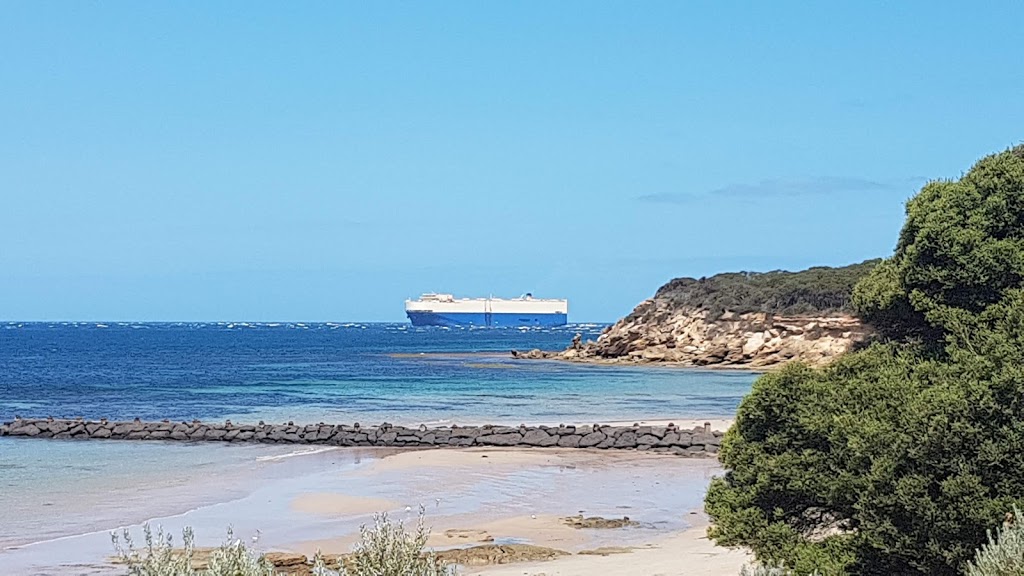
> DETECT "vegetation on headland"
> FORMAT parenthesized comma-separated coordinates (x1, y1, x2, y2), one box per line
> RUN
(650, 260, 881, 319)
(705, 145, 1024, 575)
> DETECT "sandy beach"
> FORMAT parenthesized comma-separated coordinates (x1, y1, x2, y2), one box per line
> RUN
(2, 440, 749, 575)
(285, 447, 749, 576)
(468, 519, 751, 576)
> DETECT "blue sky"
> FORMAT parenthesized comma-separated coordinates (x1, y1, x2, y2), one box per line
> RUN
(3, 2, 1022, 322)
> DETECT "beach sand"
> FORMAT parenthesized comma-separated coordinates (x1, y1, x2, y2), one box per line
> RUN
(288, 448, 750, 576)
(468, 518, 751, 576)
(291, 493, 401, 517)
(3, 444, 748, 575)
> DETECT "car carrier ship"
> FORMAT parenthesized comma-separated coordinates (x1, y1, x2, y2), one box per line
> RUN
(405, 293, 568, 327)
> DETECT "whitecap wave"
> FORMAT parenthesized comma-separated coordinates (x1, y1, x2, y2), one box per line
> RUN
(255, 447, 340, 462)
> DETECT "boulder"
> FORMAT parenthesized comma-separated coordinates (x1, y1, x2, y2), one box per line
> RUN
(557, 435, 581, 448)
(521, 429, 558, 447)
(476, 433, 522, 446)
(578, 432, 607, 447)
(636, 434, 659, 446)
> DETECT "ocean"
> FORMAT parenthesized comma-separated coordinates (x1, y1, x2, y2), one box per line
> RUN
(0, 322, 757, 574)
(0, 322, 755, 425)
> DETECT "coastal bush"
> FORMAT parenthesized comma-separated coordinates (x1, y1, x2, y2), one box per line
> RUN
(112, 524, 276, 576)
(651, 260, 880, 318)
(965, 506, 1024, 576)
(740, 563, 821, 576)
(705, 145, 1024, 575)
(314, 507, 456, 576)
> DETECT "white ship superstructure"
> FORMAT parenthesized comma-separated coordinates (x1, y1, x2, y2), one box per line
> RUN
(405, 293, 568, 327)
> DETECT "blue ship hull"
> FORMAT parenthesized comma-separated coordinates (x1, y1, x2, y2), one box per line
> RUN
(406, 311, 568, 327)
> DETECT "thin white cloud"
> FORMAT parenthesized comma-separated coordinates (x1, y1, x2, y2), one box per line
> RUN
(637, 176, 914, 204)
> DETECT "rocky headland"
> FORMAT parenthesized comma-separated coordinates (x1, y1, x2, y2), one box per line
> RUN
(516, 261, 879, 369)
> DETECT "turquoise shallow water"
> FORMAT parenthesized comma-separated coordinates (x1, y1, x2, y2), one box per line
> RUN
(1, 442, 722, 575)
(0, 323, 756, 574)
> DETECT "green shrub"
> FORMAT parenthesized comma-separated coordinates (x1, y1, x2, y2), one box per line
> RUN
(112, 524, 275, 576)
(705, 145, 1024, 576)
(740, 563, 822, 576)
(965, 507, 1024, 576)
(314, 507, 455, 576)
(651, 260, 879, 319)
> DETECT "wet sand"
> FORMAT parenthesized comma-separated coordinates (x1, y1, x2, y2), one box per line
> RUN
(4, 445, 746, 575)
(468, 517, 751, 576)
(286, 448, 749, 575)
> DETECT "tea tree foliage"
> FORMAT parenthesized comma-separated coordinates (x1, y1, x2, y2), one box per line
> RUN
(706, 145, 1024, 576)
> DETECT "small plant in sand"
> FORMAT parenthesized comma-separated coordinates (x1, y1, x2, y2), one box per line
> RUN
(314, 506, 456, 576)
(112, 524, 275, 576)
(739, 564, 821, 576)
(965, 506, 1024, 576)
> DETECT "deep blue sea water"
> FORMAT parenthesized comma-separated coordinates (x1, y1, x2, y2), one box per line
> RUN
(0, 322, 756, 425)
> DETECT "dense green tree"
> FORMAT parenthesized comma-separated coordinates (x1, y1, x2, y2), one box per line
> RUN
(707, 145, 1024, 576)
(854, 145, 1024, 343)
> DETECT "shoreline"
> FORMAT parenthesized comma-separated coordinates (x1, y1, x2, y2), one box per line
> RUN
(511, 350, 771, 372)
(282, 449, 747, 575)
(389, 349, 769, 373)
(3, 445, 745, 575)
(465, 513, 751, 576)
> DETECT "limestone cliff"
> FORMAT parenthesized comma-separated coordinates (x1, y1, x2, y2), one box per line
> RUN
(558, 300, 871, 368)
(517, 261, 878, 369)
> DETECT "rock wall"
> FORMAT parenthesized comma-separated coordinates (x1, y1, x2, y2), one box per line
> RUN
(521, 300, 872, 369)
(0, 417, 722, 456)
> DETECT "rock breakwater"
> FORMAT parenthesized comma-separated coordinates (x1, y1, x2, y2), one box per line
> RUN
(0, 417, 723, 456)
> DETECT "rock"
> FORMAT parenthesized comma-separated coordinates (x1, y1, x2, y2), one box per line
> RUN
(433, 544, 569, 566)
(476, 433, 522, 446)
(562, 515, 638, 529)
(578, 431, 607, 447)
(614, 431, 638, 448)
(556, 434, 581, 448)
(521, 429, 558, 447)
(636, 434, 659, 446)
(13, 424, 42, 437)
(673, 433, 693, 448)
(264, 552, 308, 568)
